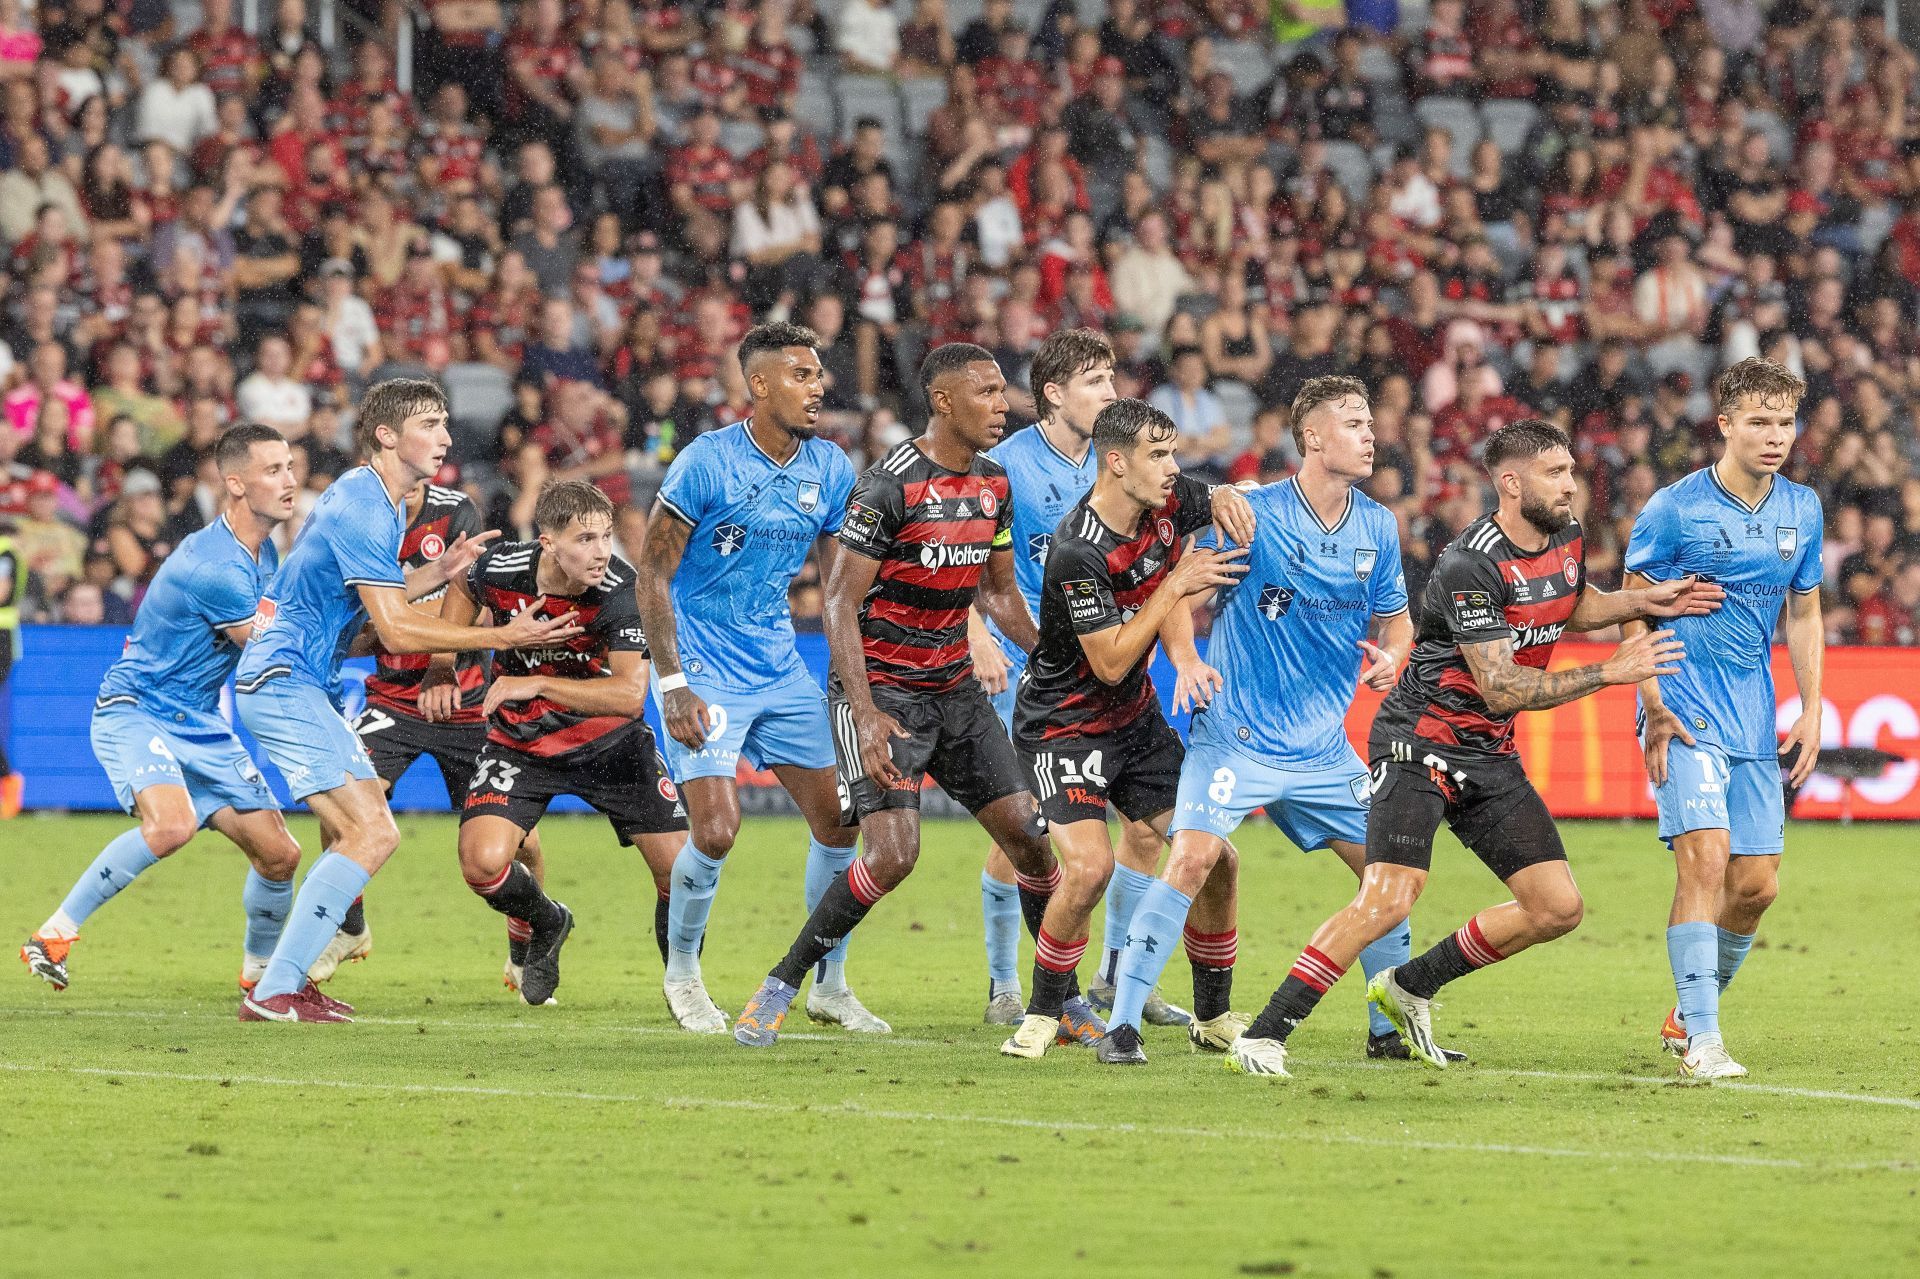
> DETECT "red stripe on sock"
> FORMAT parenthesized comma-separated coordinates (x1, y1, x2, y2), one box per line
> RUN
(506, 917, 533, 942)
(1289, 945, 1346, 993)
(466, 865, 512, 895)
(656, 886, 671, 901)
(352, 895, 364, 906)
(1034, 928, 1089, 974)
(1457, 917, 1504, 968)
(1183, 926, 1238, 967)
(1014, 866, 1062, 896)
(847, 860, 888, 906)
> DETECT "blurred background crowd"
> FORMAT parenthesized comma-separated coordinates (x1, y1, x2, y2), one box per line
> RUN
(2, 0, 1919, 646)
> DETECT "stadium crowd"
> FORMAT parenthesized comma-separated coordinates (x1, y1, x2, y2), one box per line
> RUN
(1, 0, 1919, 645)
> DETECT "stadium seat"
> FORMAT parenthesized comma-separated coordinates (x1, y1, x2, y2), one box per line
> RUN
(1323, 141, 1376, 203)
(442, 362, 516, 454)
(795, 75, 837, 137)
(1413, 97, 1481, 173)
(1214, 378, 1259, 435)
(1481, 100, 1539, 156)
(720, 120, 762, 160)
(1357, 43, 1401, 86)
(1745, 108, 1796, 167)
(1214, 40, 1275, 97)
(1140, 134, 1173, 190)
(901, 77, 950, 136)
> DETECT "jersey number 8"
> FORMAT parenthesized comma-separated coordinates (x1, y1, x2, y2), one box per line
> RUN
(1208, 766, 1236, 804)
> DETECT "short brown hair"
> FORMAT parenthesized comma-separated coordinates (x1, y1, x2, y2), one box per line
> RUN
(1028, 328, 1113, 422)
(1715, 357, 1806, 416)
(1289, 375, 1369, 453)
(354, 377, 448, 457)
(534, 479, 615, 533)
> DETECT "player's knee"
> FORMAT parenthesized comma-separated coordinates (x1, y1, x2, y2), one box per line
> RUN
(459, 839, 511, 885)
(1727, 874, 1777, 916)
(345, 809, 401, 864)
(690, 813, 738, 859)
(255, 832, 302, 881)
(1061, 850, 1114, 905)
(140, 815, 197, 858)
(865, 845, 918, 889)
(1531, 892, 1585, 940)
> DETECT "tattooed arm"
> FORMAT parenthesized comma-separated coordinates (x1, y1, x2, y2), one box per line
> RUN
(1458, 629, 1686, 716)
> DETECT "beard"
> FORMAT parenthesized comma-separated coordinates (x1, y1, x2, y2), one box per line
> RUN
(1519, 494, 1573, 535)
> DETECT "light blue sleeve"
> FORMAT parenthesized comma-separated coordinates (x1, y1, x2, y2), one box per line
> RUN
(1371, 509, 1409, 616)
(1622, 489, 1678, 581)
(656, 435, 718, 528)
(191, 554, 263, 631)
(335, 494, 405, 588)
(1792, 490, 1825, 594)
(819, 448, 857, 536)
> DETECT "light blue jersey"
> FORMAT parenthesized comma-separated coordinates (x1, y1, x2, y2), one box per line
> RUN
(236, 465, 404, 695)
(97, 514, 278, 734)
(656, 419, 855, 694)
(1192, 478, 1408, 770)
(985, 424, 1097, 639)
(1624, 466, 1823, 760)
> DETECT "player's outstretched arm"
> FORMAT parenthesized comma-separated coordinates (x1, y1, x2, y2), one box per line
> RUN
(484, 648, 649, 720)
(967, 606, 1012, 696)
(1618, 570, 1693, 785)
(1779, 586, 1825, 788)
(404, 530, 500, 601)
(1567, 575, 1725, 632)
(1078, 539, 1247, 687)
(1459, 629, 1685, 715)
(976, 549, 1039, 654)
(1208, 483, 1257, 548)
(633, 504, 711, 750)
(359, 582, 582, 655)
(1358, 608, 1414, 693)
(824, 543, 909, 788)
(1159, 594, 1221, 714)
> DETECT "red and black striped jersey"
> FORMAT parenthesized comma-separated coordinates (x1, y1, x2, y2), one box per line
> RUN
(1371, 513, 1585, 766)
(1013, 474, 1216, 747)
(836, 440, 1014, 695)
(365, 485, 489, 724)
(466, 541, 651, 761)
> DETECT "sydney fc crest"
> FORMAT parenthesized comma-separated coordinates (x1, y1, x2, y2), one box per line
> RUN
(1354, 548, 1377, 582)
(797, 481, 820, 513)
(1258, 584, 1294, 621)
(1776, 526, 1798, 561)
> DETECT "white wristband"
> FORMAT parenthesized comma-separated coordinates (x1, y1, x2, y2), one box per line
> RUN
(657, 672, 689, 693)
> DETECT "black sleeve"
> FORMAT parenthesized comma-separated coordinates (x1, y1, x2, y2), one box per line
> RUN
(1172, 473, 1220, 540)
(836, 467, 907, 560)
(1432, 546, 1512, 646)
(451, 496, 486, 542)
(1046, 537, 1122, 636)
(465, 539, 498, 602)
(596, 568, 651, 657)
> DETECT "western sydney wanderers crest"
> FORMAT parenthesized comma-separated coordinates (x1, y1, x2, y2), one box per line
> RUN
(420, 532, 446, 560)
(1155, 517, 1175, 545)
(1354, 548, 1377, 581)
(797, 480, 820, 513)
(978, 486, 998, 518)
(1563, 557, 1578, 586)
(1776, 526, 1798, 561)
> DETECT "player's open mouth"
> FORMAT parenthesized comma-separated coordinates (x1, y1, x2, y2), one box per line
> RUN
(804, 403, 821, 419)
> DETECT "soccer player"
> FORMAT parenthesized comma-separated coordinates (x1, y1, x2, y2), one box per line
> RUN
(21, 425, 303, 991)
(234, 378, 582, 1022)
(970, 328, 1193, 1029)
(635, 321, 877, 1036)
(1096, 376, 1441, 1066)
(1622, 358, 1824, 1081)
(999, 398, 1248, 1060)
(1224, 420, 1718, 1078)
(329, 478, 549, 991)
(449, 480, 689, 1006)
(732, 343, 1071, 1048)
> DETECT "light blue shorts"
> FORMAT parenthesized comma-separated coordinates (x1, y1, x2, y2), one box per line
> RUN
(1169, 736, 1370, 852)
(236, 677, 376, 801)
(990, 641, 1029, 733)
(652, 670, 836, 783)
(1654, 740, 1785, 857)
(90, 701, 278, 826)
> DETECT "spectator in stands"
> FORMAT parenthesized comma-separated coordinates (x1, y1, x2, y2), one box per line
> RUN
(837, 0, 901, 77)
(1149, 344, 1232, 470)
(235, 334, 312, 437)
(1111, 211, 1192, 347)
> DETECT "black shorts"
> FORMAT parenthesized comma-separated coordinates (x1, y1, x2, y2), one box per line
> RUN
(459, 725, 689, 845)
(1020, 710, 1184, 827)
(1364, 751, 1566, 882)
(352, 703, 488, 806)
(829, 675, 1031, 822)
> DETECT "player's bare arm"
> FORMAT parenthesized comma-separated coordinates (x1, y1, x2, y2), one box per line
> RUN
(1160, 592, 1221, 713)
(415, 573, 485, 723)
(484, 647, 650, 720)
(823, 540, 908, 788)
(1780, 585, 1824, 788)
(975, 548, 1039, 653)
(401, 529, 499, 600)
(1566, 574, 1725, 632)
(966, 606, 1012, 695)
(1358, 608, 1414, 693)
(634, 503, 710, 750)
(1077, 540, 1245, 686)
(1209, 482, 1257, 547)
(359, 581, 581, 655)
(1618, 569, 1695, 784)
(1459, 629, 1685, 716)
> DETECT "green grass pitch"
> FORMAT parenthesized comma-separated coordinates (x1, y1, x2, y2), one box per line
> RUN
(2, 812, 1916, 1278)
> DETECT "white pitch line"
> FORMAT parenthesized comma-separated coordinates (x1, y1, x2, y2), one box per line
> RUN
(0, 1061, 1908, 1173)
(5, 1004, 1919, 1113)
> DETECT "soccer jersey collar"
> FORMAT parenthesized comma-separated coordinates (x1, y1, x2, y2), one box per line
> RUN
(1287, 476, 1352, 536)
(1036, 421, 1092, 469)
(742, 418, 800, 469)
(1707, 462, 1776, 514)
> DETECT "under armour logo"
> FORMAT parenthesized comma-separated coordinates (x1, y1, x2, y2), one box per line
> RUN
(313, 904, 331, 920)
(680, 875, 698, 891)
(1127, 934, 1158, 954)
(99, 866, 114, 881)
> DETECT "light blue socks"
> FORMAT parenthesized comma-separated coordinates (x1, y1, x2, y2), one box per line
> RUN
(256, 852, 369, 1000)
(665, 839, 726, 980)
(242, 867, 294, 959)
(1109, 880, 1193, 1031)
(1668, 921, 1721, 1043)
(56, 828, 160, 928)
(807, 836, 858, 991)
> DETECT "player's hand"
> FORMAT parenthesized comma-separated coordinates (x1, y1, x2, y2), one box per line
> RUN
(1210, 484, 1257, 547)
(1640, 574, 1725, 618)
(482, 675, 540, 718)
(495, 596, 583, 648)
(1171, 658, 1223, 714)
(418, 667, 460, 723)
(854, 704, 911, 790)
(436, 529, 500, 585)
(1602, 628, 1685, 685)
(1356, 639, 1401, 692)
(1167, 538, 1248, 598)
(1780, 707, 1822, 789)
(971, 629, 1012, 696)
(662, 684, 713, 751)
(1640, 704, 1695, 786)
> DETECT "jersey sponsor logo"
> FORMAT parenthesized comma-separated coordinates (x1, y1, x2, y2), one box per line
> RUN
(1064, 786, 1102, 808)
(919, 541, 992, 570)
(1511, 621, 1566, 650)
(250, 597, 278, 635)
(1776, 526, 1798, 561)
(1354, 548, 1377, 582)
(1027, 531, 1052, 563)
(619, 626, 645, 645)
(847, 502, 882, 534)
(1064, 578, 1106, 625)
(1155, 517, 1175, 545)
(797, 480, 821, 513)
(1562, 558, 1578, 586)
(1452, 590, 1500, 631)
(1258, 584, 1294, 621)
(979, 487, 998, 518)
(712, 522, 749, 556)
(420, 532, 446, 560)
